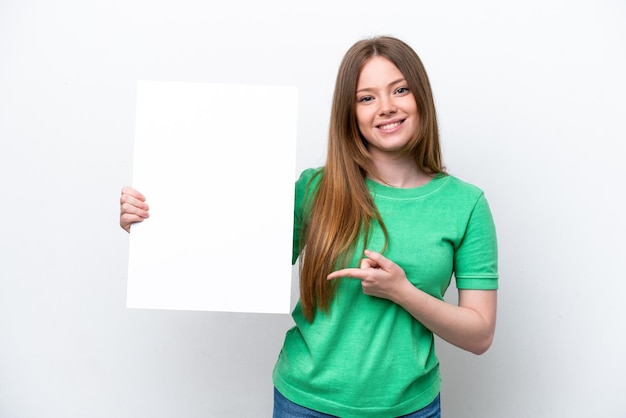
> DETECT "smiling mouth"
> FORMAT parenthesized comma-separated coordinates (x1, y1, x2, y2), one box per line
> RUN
(377, 120, 403, 131)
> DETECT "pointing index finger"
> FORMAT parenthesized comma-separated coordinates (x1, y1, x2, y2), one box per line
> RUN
(327, 268, 365, 281)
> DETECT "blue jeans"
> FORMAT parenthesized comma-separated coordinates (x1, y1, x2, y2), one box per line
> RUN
(273, 387, 441, 418)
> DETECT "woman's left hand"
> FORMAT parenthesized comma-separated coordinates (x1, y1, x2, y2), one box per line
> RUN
(329, 249, 497, 354)
(327, 249, 411, 302)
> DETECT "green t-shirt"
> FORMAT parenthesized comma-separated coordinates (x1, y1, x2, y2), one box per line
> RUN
(273, 168, 498, 417)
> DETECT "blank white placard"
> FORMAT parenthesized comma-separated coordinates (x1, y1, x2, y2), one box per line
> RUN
(127, 80, 298, 314)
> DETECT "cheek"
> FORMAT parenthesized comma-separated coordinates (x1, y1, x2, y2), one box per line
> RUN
(413, 111, 421, 129)
(403, 96, 419, 116)
(355, 108, 371, 132)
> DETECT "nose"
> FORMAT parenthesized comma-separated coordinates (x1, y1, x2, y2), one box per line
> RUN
(378, 97, 397, 116)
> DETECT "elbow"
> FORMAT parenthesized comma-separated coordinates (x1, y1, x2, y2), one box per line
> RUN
(468, 313, 497, 355)
(470, 341, 492, 355)
(469, 333, 494, 355)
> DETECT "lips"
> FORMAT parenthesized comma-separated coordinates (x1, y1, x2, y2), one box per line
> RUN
(377, 119, 404, 131)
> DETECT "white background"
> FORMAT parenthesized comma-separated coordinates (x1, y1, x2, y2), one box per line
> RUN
(1, 0, 625, 417)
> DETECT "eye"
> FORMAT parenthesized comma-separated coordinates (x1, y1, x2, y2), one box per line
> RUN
(395, 87, 410, 95)
(358, 95, 374, 103)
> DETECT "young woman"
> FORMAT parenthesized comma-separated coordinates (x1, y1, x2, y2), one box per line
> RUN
(120, 36, 498, 418)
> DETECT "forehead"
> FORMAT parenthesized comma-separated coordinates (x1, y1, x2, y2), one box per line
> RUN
(357, 56, 404, 88)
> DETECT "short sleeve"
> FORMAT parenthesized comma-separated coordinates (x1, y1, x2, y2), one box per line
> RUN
(292, 168, 321, 265)
(454, 193, 498, 290)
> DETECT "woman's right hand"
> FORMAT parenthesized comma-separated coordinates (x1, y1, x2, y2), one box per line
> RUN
(120, 186, 150, 233)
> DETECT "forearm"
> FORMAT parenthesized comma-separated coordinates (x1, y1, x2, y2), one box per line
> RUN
(393, 283, 497, 355)
(327, 250, 498, 354)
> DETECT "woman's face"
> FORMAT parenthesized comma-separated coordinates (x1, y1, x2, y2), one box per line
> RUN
(355, 56, 419, 158)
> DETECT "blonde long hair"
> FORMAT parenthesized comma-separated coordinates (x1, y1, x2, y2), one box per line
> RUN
(299, 36, 445, 321)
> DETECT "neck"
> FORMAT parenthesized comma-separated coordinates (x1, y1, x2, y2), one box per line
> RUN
(367, 154, 431, 188)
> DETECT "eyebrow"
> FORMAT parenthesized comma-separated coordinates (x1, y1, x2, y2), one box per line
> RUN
(356, 78, 407, 94)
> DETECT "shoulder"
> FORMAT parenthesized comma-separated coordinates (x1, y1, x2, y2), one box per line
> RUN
(437, 174, 488, 204)
(296, 167, 324, 193)
(431, 175, 496, 222)
(296, 167, 323, 183)
(441, 174, 484, 195)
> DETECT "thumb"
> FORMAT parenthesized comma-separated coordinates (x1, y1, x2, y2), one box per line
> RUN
(363, 249, 394, 270)
(360, 257, 378, 269)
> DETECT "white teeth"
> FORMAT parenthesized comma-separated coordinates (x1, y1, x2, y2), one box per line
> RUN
(379, 121, 401, 130)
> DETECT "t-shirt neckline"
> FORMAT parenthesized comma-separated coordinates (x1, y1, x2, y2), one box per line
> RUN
(365, 173, 449, 199)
